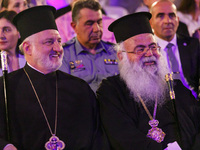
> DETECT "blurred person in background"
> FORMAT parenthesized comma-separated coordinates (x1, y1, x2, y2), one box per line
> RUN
(177, 0, 200, 36)
(135, 0, 189, 36)
(135, 0, 158, 12)
(0, 10, 25, 76)
(0, 0, 28, 13)
(192, 28, 200, 41)
(54, 0, 116, 43)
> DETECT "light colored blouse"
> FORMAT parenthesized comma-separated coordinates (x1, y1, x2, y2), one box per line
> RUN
(177, 11, 200, 36)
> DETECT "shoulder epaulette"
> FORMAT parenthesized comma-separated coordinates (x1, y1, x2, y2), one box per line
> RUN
(62, 38, 76, 47)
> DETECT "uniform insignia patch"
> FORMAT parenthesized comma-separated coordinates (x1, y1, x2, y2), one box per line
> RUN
(104, 59, 118, 65)
(69, 60, 85, 72)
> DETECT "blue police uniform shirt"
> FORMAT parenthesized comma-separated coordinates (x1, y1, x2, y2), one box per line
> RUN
(59, 37, 119, 92)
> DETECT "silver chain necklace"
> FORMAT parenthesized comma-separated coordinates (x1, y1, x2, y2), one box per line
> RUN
(23, 68, 65, 150)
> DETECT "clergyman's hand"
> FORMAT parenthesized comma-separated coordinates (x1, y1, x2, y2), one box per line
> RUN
(3, 144, 17, 150)
(164, 141, 182, 150)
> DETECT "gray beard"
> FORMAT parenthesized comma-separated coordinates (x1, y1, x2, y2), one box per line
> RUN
(119, 54, 170, 107)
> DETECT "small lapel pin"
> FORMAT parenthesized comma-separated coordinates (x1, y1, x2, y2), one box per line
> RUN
(183, 42, 187, 46)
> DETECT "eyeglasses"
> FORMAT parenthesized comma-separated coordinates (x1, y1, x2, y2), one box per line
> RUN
(122, 45, 161, 55)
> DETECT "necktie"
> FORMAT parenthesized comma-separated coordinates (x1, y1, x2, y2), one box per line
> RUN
(166, 43, 180, 79)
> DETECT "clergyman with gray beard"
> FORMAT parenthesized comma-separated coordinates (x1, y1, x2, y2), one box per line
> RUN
(97, 12, 200, 150)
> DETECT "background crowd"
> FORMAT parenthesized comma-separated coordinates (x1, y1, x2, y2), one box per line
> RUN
(1, 0, 200, 41)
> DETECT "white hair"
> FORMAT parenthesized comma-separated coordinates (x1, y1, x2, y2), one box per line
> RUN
(19, 35, 35, 54)
(117, 42, 169, 106)
(114, 41, 124, 53)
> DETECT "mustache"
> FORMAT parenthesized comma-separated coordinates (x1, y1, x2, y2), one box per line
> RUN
(50, 51, 62, 56)
(90, 34, 101, 37)
(141, 56, 157, 64)
(90, 31, 102, 36)
(163, 23, 174, 28)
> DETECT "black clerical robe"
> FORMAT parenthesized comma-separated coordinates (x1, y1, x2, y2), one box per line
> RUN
(0, 64, 103, 150)
(97, 75, 200, 150)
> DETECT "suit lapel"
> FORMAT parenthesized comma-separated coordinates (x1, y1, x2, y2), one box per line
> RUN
(177, 35, 191, 76)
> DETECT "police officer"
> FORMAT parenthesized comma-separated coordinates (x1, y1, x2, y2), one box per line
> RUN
(59, 0, 119, 92)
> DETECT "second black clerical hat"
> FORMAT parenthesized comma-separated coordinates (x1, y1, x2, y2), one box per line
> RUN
(108, 12, 153, 43)
(13, 5, 57, 42)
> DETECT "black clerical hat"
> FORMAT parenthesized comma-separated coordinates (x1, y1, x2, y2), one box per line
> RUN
(108, 12, 153, 43)
(13, 5, 57, 42)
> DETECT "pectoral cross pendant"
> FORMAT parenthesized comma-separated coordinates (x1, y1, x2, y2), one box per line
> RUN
(147, 119, 166, 143)
(45, 135, 65, 150)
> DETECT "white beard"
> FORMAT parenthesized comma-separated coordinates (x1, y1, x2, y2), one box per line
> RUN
(119, 53, 170, 107)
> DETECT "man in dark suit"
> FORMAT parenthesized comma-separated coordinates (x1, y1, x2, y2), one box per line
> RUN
(150, 0, 200, 99)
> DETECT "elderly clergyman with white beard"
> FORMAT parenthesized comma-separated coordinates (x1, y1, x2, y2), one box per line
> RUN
(96, 12, 200, 150)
